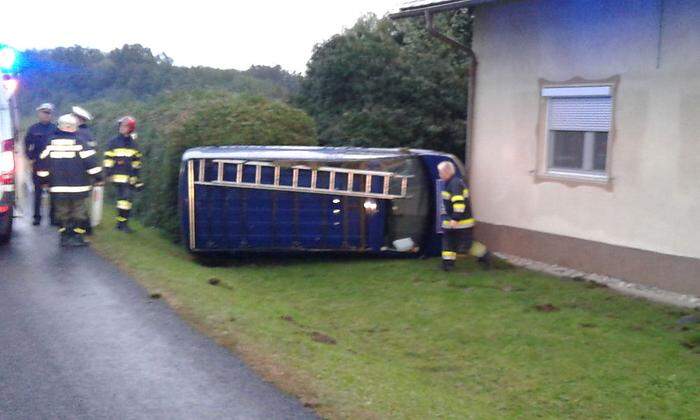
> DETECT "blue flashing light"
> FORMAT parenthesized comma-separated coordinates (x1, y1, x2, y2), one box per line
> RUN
(0, 46, 17, 71)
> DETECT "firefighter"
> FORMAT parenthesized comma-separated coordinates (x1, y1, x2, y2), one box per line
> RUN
(103, 116, 143, 233)
(438, 161, 491, 271)
(24, 103, 57, 226)
(72, 106, 96, 234)
(36, 114, 103, 247)
(72, 106, 96, 148)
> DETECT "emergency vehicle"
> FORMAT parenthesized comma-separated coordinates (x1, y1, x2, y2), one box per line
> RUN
(179, 146, 465, 256)
(0, 45, 19, 244)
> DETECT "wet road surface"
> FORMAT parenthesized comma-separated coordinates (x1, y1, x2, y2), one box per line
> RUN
(0, 212, 316, 419)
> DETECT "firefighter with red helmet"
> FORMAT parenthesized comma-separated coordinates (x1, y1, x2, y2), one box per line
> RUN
(103, 116, 143, 233)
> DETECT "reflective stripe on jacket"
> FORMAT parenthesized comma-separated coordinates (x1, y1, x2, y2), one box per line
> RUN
(441, 175, 474, 230)
(36, 131, 103, 198)
(104, 134, 142, 184)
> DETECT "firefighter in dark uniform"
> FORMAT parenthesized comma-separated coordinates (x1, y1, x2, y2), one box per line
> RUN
(36, 114, 103, 247)
(72, 106, 96, 148)
(24, 103, 57, 226)
(103, 116, 143, 233)
(438, 161, 491, 271)
(72, 106, 96, 234)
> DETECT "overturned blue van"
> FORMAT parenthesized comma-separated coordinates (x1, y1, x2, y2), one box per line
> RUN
(179, 146, 465, 256)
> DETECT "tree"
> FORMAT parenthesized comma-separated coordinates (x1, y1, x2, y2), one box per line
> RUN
(295, 12, 472, 158)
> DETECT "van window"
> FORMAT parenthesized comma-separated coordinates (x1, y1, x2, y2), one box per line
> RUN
(373, 157, 430, 249)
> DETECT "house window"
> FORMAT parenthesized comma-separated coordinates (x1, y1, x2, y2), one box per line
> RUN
(543, 86, 613, 179)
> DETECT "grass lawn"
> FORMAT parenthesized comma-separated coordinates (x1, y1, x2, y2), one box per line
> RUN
(91, 217, 700, 419)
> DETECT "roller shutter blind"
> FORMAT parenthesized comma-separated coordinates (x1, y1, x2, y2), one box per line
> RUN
(548, 96, 612, 132)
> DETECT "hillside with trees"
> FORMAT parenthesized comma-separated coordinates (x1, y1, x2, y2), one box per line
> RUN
(18, 11, 471, 158)
(16, 44, 300, 116)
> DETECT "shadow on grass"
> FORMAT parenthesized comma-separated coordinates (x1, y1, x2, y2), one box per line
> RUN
(194, 250, 519, 271)
(192, 250, 421, 268)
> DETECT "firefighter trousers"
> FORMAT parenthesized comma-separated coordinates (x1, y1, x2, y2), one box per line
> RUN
(115, 183, 134, 224)
(32, 173, 55, 223)
(53, 195, 88, 235)
(442, 228, 488, 265)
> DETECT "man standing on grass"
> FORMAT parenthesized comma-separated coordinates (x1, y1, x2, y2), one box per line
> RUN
(37, 114, 103, 247)
(438, 160, 491, 272)
(103, 116, 143, 233)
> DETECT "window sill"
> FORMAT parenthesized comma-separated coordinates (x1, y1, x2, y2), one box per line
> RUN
(534, 170, 612, 189)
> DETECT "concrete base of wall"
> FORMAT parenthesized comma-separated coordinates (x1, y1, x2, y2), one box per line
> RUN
(475, 223, 700, 297)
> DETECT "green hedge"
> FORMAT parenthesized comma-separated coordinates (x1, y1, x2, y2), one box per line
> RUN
(86, 91, 317, 238)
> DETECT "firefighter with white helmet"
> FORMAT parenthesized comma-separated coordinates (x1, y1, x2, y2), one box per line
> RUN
(72, 105, 96, 148)
(24, 102, 57, 225)
(36, 114, 103, 247)
(71, 105, 98, 234)
(103, 116, 143, 233)
(438, 160, 491, 271)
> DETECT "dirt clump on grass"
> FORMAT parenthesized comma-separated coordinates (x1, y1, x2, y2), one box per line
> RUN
(149, 292, 162, 300)
(302, 399, 321, 409)
(208, 278, 221, 286)
(681, 333, 700, 353)
(310, 332, 337, 345)
(535, 303, 560, 312)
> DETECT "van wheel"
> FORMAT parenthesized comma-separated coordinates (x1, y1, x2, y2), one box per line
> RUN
(0, 208, 13, 245)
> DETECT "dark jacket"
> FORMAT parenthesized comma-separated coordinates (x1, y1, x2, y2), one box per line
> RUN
(441, 174, 474, 229)
(24, 122, 57, 162)
(103, 134, 142, 185)
(36, 131, 103, 199)
(76, 124, 97, 148)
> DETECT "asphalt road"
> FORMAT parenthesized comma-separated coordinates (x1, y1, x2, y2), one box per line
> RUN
(0, 210, 316, 420)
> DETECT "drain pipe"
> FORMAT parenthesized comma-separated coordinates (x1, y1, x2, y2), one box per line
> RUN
(423, 10, 478, 179)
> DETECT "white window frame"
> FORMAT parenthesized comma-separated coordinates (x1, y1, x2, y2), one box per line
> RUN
(542, 85, 613, 182)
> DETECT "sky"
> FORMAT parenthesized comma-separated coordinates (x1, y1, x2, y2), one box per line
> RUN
(2, 0, 405, 73)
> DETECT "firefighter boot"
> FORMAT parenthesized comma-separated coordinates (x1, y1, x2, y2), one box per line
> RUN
(59, 229, 70, 247)
(478, 251, 492, 271)
(70, 232, 88, 247)
(116, 221, 133, 234)
(442, 259, 455, 272)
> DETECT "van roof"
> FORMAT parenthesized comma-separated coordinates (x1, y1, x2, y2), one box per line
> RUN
(182, 145, 454, 162)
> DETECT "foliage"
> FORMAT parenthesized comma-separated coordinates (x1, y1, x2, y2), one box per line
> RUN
(17, 44, 299, 116)
(17, 12, 475, 236)
(245, 65, 302, 94)
(93, 221, 700, 419)
(295, 12, 473, 157)
(86, 92, 317, 237)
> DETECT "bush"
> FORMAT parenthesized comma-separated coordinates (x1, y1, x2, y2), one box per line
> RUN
(87, 91, 317, 238)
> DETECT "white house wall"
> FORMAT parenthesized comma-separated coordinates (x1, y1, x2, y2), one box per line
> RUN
(471, 0, 700, 259)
